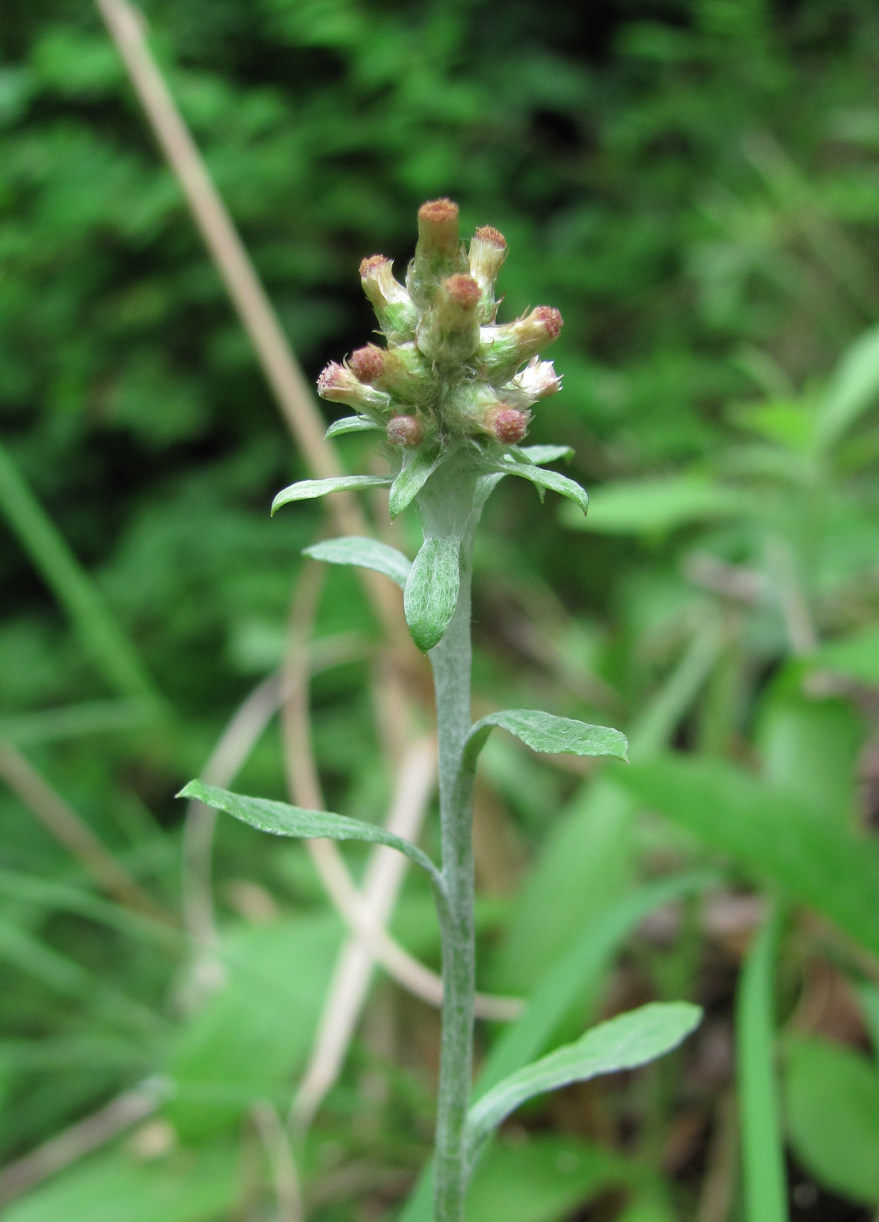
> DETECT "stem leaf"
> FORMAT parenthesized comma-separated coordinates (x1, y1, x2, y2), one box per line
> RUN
(464, 1002, 701, 1163)
(178, 780, 440, 886)
(465, 709, 628, 768)
(389, 448, 442, 518)
(325, 415, 382, 438)
(496, 460, 589, 515)
(271, 475, 391, 515)
(303, 536, 411, 589)
(511, 445, 574, 465)
(403, 535, 460, 652)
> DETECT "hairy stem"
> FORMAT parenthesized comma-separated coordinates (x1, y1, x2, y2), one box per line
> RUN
(420, 463, 481, 1221)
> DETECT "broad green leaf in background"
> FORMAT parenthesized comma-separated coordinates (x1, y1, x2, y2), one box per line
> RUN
(1, 1144, 238, 1222)
(808, 622, 879, 686)
(164, 913, 341, 1140)
(784, 1035, 879, 1205)
(497, 460, 589, 515)
(270, 474, 391, 514)
(303, 536, 412, 588)
(388, 447, 442, 518)
(814, 322, 879, 452)
(403, 535, 460, 652)
(465, 1135, 656, 1222)
(464, 709, 629, 769)
(616, 755, 879, 961)
(560, 476, 739, 535)
(464, 1002, 702, 1165)
(178, 781, 441, 886)
(325, 414, 381, 437)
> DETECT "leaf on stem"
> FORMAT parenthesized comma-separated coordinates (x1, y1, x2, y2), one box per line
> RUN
(510, 445, 574, 466)
(178, 780, 441, 887)
(465, 709, 628, 769)
(303, 537, 411, 589)
(464, 1002, 701, 1163)
(325, 415, 382, 438)
(271, 475, 391, 515)
(388, 448, 442, 518)
(495, 460, 589, 515)
(403, 535, 460, 652)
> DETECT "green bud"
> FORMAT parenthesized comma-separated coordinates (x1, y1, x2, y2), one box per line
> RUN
(317, 362, 392, 418)
(349, 343, 432, 405)
(415, 274, 482, 367)
(468, 225, 508, 323)
(477, 306, 564, 381)
(407, 199, 469, 309)
(359, 256, 417, 341)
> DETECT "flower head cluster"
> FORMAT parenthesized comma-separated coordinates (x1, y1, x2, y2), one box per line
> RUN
(317, 200, 563, 454)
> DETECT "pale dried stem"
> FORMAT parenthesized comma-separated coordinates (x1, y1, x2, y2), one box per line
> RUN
(282, 568, 522, 1025)
(0, 740, 170, 925)
(93, 0, 409, 649)
(0, 1082, 162, 1205)
(249, 1101, 303, 1222)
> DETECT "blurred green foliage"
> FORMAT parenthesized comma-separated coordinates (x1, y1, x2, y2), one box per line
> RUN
(2, 0, 879, 1218)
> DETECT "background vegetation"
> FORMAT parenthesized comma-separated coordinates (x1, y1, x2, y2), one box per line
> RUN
(2, 0, 879, 1218)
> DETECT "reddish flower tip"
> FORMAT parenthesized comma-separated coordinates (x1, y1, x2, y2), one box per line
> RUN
(534, 306, 563, 340)
(359, 254, 389, 278)
(349, 345, 386, 384)
(473, 225, 507, 250)
(386, 415, 423, 447)
(419, 198, 459, 226)
(444, 274, 481, 308)
(489, 407, 529, 445)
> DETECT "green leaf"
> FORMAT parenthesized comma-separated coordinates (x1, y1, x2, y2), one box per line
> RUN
(736, 907, 788, 1222)
(808, 622, 879, 686)
(178, 781, 440, 887)
(303, 536, 411, 588)
(325, 415, 381, 437)
(271, 474, 391, 515)
(465, 709, 628, 769)
(498, 460, 589, 515)
(815, 322, 879, 452)
(0, 1144, 237, 1222)
(785, 1035, 879, 1204)
(617, 756, 879, 961)
(512, 444, 574, 465)
(388, 448, 441, 518)
(402, 535, 460, 652)
(560, 476, 739, 535)
(465, 1002, 701, 1161)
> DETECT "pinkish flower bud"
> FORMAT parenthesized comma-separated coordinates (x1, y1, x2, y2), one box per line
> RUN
(485, 405, 530, 445)
(478, 306, 564, 379)
(511, 356, 562, 401)
(416, 274, 482, 365)
(386, 415, 423, 447)
(416, 199, 461, 260)
(349, 344, 387, 385)
(350, 342, 430, 404)
(408, 199, 469, 308)
(317, 361, 391, 416)
(469, 226, 508, 321)
(358, 255, 416, 339)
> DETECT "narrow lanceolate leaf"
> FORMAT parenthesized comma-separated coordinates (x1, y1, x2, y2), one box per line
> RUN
(271, 475, 391, 515)
(465, 709, 628, 770)
(498, 460, 589, 516)
(511, 444, 574, 466)
(403, 536, 460, 652)
(464, 1002, 701, 1162)
(388, 448, 442, 518)
(303, 537, 411, 589)
(325, 415, 381, 438)
(179, 781, 441, 888)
